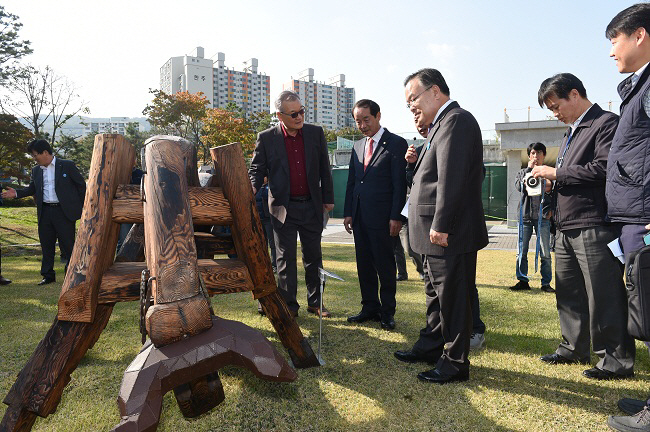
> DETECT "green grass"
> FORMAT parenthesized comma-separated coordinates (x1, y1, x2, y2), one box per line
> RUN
(0, 213, 648, 431)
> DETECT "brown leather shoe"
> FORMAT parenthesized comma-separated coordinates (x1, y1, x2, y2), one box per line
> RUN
(307, 305, 331, 318)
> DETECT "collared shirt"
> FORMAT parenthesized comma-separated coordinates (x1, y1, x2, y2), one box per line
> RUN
(281, 123, 309, 197)
(364, 126, 385, 157)
(432, 99, 455, 126)
(570, 103, 594, 136)
(41, 156, 59, 203)
(632, 61, 650, 117)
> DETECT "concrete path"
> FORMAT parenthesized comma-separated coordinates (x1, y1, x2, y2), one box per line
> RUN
(321, 218, 533, 251)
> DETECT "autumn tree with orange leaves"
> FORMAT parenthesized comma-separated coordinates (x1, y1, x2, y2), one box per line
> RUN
(142, 89, 209, 149)
(201, 108, 257, 160)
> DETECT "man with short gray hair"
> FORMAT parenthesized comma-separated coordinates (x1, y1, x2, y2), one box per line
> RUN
(249, 90, 335, 318)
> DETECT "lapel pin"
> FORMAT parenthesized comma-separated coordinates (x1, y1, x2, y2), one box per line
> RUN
(63, 173, 67, 177)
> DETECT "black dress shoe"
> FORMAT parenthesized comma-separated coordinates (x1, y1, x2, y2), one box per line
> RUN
(618, 397, 648, 415)
(0, 276, 11, 285)
(394, 350, 435, 364)
(347, 311, 380, 323)
(540, 352, 590, 365)
(583, 367, 633, 380)
(37, 278, 55, 286)
(396, 274, 408, 281)
(380, 315, 395, 330)
(417, 368, 469, 384)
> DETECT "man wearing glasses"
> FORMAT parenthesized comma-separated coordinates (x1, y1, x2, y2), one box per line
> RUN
(394, 68, 488, 384)
(249, 90, 335, 318)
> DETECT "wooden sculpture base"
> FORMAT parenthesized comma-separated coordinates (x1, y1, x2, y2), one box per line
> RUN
(112, 316, 297, 432)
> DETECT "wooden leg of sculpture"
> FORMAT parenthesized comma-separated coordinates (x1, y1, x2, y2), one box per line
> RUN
(2, 134, 134, 431)
(210, 143, 320, 368)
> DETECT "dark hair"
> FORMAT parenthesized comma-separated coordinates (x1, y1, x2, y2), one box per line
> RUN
(537, 73, 587, 107)
(403, 68, 450, 96)
(527, 142, 547, 156)
(353, 99, 380, 117)
(26, 139, 52, 155)
(606, 3, 650, 39)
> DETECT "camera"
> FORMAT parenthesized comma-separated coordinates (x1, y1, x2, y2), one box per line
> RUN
(523, 172, 542, 196)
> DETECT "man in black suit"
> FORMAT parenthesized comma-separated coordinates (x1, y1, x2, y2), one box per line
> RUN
(394, 68, 488, 384)
(2, 139, 86, 285)
(344, 99, 408, 330)
(249, 90, 335, 318)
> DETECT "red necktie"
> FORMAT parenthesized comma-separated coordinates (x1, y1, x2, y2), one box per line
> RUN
(364, 138, 374, 171)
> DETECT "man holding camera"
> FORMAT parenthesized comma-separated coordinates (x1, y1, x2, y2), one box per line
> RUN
(532, 73, 634, 380)
(510, 142, 553, 293)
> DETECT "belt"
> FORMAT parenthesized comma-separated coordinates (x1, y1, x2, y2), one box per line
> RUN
(42, 202, 61, 207)
(289, 195, 311, 202)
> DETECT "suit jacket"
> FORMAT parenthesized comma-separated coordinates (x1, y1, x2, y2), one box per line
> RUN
(408, 101, 488, 256)
(343, 128, 408, 229)
(249, 123, 334, 228)
(16, 158, 86, 223)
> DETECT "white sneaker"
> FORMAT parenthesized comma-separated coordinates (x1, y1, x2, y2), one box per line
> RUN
(470, 333, 485, 350)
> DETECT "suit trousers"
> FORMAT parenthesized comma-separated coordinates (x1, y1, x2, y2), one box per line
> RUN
(352, 212, 397, 317)
(412, 252, 475, 375)
(399, 223, 424, 275)
(554, 225, 635, 374)
(39, 205, 76, 280)
(393, 235, 407, 277)
(273, 200, 323, 312)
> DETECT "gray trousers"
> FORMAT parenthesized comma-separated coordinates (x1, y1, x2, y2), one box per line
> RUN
(554, 225, 635, 374)
(398, 223, 424, 275)
(272, 200, 323, 313)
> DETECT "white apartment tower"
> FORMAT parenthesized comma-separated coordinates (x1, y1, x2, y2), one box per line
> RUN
(160, 47, 270, 116)
(283, 68, 355, 130)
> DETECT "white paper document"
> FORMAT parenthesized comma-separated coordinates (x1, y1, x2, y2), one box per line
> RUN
(607, 238, 625, 264)
(401, 197, 409, 218)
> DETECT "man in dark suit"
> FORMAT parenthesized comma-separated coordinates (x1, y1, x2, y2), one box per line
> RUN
(2, 139, 86, 285)
(532, 73, 634, 380)
(249, 90, 335, 318)
(344, 99, 407, 330)
(394, 68, 488, 384)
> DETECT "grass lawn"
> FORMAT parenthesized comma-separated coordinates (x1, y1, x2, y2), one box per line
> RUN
(1, 217, 649, 431)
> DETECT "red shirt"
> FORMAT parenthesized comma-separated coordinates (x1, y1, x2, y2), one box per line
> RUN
(281, 123, 309, 197)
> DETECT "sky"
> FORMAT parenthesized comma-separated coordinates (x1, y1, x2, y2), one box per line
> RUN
(3, 0, 640, 139)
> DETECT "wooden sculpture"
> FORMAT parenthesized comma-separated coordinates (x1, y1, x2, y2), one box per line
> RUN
(1, 134, 320, 432)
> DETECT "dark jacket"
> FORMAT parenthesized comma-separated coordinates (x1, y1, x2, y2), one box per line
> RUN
(249, 123, 334, 229)
(515, 168, 552, 222)
(15, 157, 86, 223)
(344, 128, 408, 229)
(407, 101, 488, 256)
(552, 104, 618, 231)
(606, 65, 650, 223)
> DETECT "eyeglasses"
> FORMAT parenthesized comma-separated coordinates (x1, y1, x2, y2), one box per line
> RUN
(279, 107, 306, 118)
(406, 85, 433, 109)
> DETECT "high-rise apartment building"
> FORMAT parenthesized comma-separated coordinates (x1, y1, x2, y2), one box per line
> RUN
(283, 68, 355, 130)
(160, 47, 270, 116)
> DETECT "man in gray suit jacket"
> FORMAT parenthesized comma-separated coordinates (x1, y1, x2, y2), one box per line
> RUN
(249, 91, 335, 318)
(2, 139, 86, 285)
(344, 99, 407, 330)
(394, 68, 488, 384)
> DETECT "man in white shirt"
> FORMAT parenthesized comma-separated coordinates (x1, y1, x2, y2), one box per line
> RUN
(2, 139, 86, 285)
(344, 99, 408, 330)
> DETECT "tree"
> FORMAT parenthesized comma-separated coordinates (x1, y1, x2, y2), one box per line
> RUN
(124, 122, 154, 168)
(0, 6, 32, 84)
(249, 111, 277, 133)
(142, 89, 209, 147)
(4, 65, 87, 146)
(202, 108, 257, 160)
(0, 113, 33, 183)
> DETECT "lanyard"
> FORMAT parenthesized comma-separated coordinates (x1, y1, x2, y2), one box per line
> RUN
(556, 128, 574, 169)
